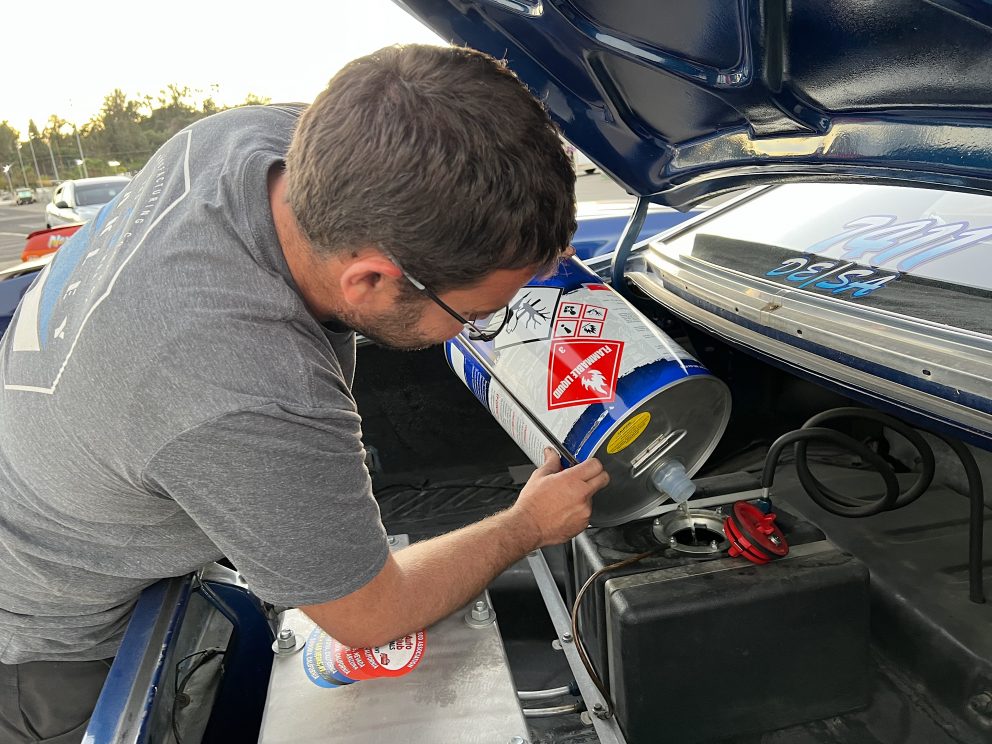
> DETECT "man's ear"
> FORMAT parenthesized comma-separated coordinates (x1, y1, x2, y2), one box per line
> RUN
(338, 253, 405, 308)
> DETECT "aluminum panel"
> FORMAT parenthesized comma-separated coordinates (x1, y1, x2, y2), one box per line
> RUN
(257, 597, 528, 743)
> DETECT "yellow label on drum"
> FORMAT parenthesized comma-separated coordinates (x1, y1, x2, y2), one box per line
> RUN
(606, 412, 652, 454)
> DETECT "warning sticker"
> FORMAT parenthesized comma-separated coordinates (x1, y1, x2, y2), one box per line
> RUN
(557, 302, 583, 320)
(547, 340, 624, 410)
(582, 305, 607, 321)
(606, 412, 652, 454)
(303, 628, 427, 687)
(494, 287, 563, 350)
(554, 319, 579, 337)
(578, 321, 603, 338)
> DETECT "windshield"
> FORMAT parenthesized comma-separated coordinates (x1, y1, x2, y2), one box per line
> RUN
(75, 182, 128, 207)
(17, 189, 31, 196)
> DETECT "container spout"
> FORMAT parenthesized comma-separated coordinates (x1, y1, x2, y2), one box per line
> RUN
(651, 460, 696, 504)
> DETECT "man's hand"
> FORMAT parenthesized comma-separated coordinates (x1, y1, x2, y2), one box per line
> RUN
(511, 448, 609, 548)
(302, 449, 608, 648)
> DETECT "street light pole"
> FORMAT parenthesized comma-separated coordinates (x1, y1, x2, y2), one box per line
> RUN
(73, 125, 88, 179)
(27, 138, 42, 186)
(16, 144, 30, 188)
(46, 138, 60, 182)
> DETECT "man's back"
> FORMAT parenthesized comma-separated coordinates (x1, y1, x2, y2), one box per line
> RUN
(0, 105, 385, 664)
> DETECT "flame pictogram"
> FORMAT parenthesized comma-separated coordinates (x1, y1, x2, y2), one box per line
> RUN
(581, 370, 608, 394)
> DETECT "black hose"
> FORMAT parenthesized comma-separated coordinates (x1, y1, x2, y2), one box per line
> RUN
(934, 435, 986, 604)
(761, 407, 985, 604)
(762, 426, 903, 517)
(799, 409, 936, 512)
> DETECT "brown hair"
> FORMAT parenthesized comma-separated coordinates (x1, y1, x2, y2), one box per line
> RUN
(285, 44, 576, 291)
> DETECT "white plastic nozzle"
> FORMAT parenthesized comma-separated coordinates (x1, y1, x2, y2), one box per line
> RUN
(651, 460, 696, 504)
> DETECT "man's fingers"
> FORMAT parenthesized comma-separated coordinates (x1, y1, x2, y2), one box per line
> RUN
(586, 470, 611, 493)
(569, 457, 605, 480)
(535, 447, 563, 476)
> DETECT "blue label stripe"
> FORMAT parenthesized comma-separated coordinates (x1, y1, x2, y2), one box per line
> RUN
(445, 339, 493, 413)
(565, 359, 712, 462)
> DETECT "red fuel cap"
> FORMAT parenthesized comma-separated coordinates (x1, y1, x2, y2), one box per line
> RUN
(723, 501, 789, 565)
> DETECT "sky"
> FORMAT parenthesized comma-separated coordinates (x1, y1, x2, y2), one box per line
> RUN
(3, 0, 445, 138)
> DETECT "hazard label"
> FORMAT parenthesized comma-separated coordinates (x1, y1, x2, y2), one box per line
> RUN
(558, 302, 583, 319)
(582, 305, 607, 321)
(494, 287, 562, 350)
(554, 319, 578, 337)
(578, 321, 603, 338)
(547, 340, 624, 410)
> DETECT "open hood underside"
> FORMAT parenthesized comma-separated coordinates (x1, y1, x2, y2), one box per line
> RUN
(397, 0, 992, 208)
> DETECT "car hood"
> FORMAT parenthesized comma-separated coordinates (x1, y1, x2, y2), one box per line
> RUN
(395, 0, 992, 209)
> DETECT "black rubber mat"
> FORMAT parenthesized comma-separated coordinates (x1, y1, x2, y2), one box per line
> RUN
(374, 473, 522, 540)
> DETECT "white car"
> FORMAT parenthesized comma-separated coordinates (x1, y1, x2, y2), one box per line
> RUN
(45, 176, 131, 228)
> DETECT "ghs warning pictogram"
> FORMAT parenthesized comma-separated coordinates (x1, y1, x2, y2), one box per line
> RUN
(547, 339, 624, 410)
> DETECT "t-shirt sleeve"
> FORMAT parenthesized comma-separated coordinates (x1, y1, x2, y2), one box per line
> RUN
(141, 403, 389, 606)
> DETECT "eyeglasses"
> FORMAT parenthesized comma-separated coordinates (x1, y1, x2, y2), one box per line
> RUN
(394, 263, 510, 342)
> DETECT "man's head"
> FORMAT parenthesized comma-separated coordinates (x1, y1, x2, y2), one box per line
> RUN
(282, 44, 576, 348)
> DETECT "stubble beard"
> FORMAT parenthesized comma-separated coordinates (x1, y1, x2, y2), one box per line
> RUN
(330, 302, 438, 351)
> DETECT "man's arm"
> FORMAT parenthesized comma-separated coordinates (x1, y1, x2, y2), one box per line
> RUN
(301, 449, 608, 648)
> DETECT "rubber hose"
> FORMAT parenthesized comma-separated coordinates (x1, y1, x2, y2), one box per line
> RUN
(761, 407, 984, 604)
(933, 434, 986, 604)
(797, 408, 935, 511)
(762, 427, 901, 517)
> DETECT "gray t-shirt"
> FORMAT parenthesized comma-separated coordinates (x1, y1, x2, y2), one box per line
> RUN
(0, 105, 389, 664)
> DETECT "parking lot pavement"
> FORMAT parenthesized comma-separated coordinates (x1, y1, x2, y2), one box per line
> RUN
(0, 201, 47, 270)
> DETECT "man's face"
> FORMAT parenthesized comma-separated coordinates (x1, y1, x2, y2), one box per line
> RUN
(336, 265, 538, 351)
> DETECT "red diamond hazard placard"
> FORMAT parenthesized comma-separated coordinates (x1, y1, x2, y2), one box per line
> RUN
(547, 340, 624, 410)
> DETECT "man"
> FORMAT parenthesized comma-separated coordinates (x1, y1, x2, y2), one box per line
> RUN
(0, 44, 607, 742)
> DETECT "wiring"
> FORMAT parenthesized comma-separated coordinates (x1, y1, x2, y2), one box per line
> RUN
(171, 646, 226, 744)
(570, 548, 660, 718)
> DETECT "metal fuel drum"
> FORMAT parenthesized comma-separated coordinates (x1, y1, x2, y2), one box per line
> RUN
(444, 258, 731, 526)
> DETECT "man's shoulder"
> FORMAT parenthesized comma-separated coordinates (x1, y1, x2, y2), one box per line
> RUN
(141, 305, 356, 409)
(186, 103, 306, 136)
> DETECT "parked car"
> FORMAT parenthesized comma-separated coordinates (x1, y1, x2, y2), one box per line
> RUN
(45, 176, 130, 228)
(15, 187, 35, 205)
(20, 223, 82, 262)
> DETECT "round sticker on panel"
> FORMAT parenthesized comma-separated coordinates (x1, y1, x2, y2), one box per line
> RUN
(303, 628, 427, 687)
(606, 412, 652, 454)
(302, 627, 350, 688)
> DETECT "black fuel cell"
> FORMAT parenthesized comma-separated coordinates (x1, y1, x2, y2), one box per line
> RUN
(573, 525, 870, 743)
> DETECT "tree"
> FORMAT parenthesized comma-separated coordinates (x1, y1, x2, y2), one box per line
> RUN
(144, 84, 200, 143)
(43, 115, 72, 176)
(3, 83, 273, 178)
(88, 89, 149, 169)
(242, 92, 272, 106)
(0, 121, 20, 166)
